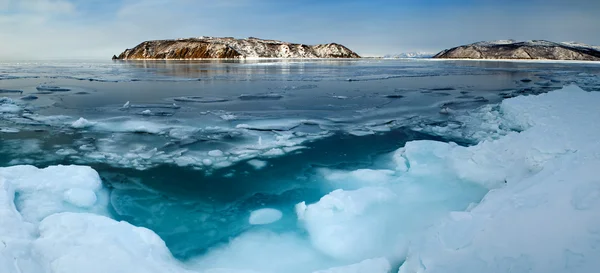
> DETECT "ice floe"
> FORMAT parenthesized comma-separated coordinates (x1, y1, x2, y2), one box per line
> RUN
(248, 208, 283, 225)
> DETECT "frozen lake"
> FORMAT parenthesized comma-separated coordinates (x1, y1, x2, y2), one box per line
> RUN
(1, 59, 600, 273)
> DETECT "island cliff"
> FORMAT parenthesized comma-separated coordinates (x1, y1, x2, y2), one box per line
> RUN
(113, 37, 361, 60)
(433, 40, 600, 61)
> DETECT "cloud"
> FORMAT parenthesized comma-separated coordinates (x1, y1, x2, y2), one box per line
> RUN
(1, 0, 76, 14)
(19, 0, 76, 14)
(0, 0, 599, 59)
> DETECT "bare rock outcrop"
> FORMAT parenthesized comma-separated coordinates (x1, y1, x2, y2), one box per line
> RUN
(433, 40, 600, 61)
(113, 37, 360, 60)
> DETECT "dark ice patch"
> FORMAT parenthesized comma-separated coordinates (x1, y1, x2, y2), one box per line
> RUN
(425, 92, 452, 97)
(173, 96, 229, 103)
(430, 87, 456, 91)
(0, 89, 23, 94)
(20, 95, 38, 101)
(384, 94, 404, 99)
(239, 94, 283, 100)
(36, 85, 71, 92)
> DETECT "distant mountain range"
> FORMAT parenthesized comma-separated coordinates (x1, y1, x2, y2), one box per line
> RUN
(382, 52, 435, 59)
(433, 40, 600, 61)
(113, 37, 361, 60)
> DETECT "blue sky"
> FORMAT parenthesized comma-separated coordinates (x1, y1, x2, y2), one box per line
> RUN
(0, 0, 599, 59)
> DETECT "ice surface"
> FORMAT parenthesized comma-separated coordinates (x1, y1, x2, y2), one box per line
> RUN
(191, 231, 336, 273)
(399, 85, 600, 273)
(248, 208, 283, 225)
(313, 258, 391, 273)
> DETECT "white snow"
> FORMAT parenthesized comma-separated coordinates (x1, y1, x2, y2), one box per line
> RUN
(397, 85, 600, 273)
(248, 208, 283, 225)
(33, 213, 193, 273)
(298, 85, 600, 270)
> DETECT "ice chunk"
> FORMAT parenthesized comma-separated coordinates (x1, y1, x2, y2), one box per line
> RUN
(208, 150, 225, 157)
(248, 208, 283, 225)
(298, 187, 399, 261)
(0, 165, 108, 222)
(63, 188, 97, 208)
(221, 114, 237, 120)
(34, 213, 194, 273)
(0, 127, 20, 133)
(0, 100, 20, 113)
(71, 117, 95, 129)
(247, 159, 267, 170)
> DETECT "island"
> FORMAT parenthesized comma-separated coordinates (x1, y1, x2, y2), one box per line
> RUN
(433, 40, 600, 61)
(113, 36, 361, 60)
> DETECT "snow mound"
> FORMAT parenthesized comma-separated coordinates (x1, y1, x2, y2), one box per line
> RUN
(248, 208, 283, 225)
(71, 117, 95, 129)
(0, 165, 108, 223)
(34, 213, 193, 273)
(399, 85, 600, 273)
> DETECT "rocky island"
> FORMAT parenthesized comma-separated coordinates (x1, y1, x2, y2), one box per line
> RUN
(113, 36, 361, 60)
(433, 40, 600, 61)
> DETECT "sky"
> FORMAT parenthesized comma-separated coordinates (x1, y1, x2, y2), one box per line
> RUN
(0, 0, 599, 59)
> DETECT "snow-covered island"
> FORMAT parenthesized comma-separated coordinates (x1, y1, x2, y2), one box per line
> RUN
(113, 37, 361, 60)
(434, 40, 600, 61)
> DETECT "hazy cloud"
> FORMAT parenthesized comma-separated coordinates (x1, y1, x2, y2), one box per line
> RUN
(0, 0, 599, 59)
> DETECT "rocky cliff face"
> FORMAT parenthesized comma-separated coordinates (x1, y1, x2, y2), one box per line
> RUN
(433, 40, 600, 61)
(113, 37, 361, 60)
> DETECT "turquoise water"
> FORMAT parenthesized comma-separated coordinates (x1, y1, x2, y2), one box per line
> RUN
(2, 59, 600, 268)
